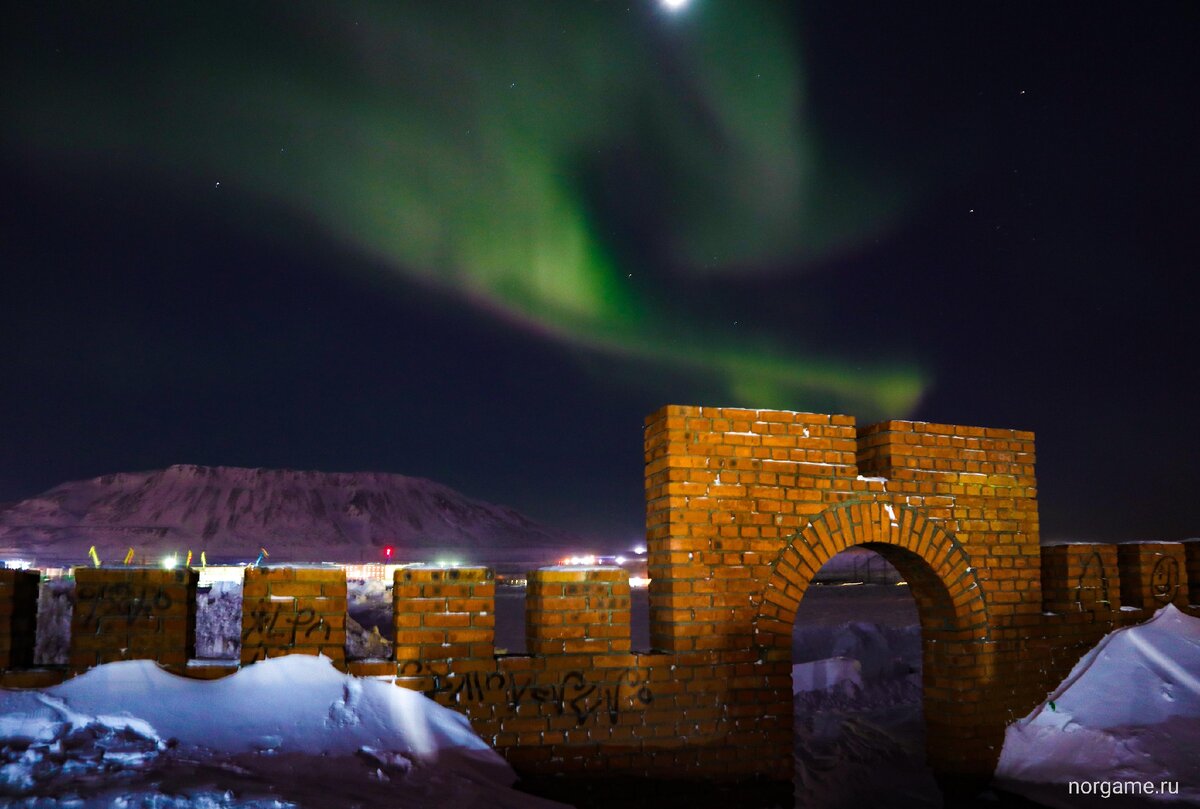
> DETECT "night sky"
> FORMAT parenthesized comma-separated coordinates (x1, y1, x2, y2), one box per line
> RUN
(3, 3, 1197, 548)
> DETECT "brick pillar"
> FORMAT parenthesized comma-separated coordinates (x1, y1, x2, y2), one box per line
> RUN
(1117, 543, 1189, 610)
(71, 567, 197, 673)
(1040, 544, 1120, 615)
(526, 567, 630, 655)
(393, 566, 494, 691)
(241, 567, 347, 666)
(1184, 541, 1200, 605)
(0, 569, 40, 670)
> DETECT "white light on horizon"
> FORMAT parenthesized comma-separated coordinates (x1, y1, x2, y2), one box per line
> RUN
(660, 0, 690, 11)
(161, 555, 178, 570)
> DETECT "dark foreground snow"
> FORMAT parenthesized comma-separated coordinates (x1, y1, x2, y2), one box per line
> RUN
(996, 605, 1200, 807)
(0, 656, 564, 809)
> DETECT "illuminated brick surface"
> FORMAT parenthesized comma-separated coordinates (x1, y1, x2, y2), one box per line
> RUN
(8, 406, 1197, 791)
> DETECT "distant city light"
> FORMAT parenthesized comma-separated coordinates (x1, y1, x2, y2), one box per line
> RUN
(161, 554, 178, 570)
(615, 555, 626, 565)
(2, 559, 32, 570)
(435, 559, 460, 568)
(660, 0, 689, 11)
(384, 545, 394, 560)
(632, 545, 647, 555)
(561, 554, 598, 566)
(629, 576, 651, 588)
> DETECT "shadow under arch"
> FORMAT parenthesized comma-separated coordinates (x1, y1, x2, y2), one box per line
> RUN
(753, 500, 999, 786)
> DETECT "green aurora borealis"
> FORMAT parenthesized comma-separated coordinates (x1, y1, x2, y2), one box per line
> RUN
(7, 1, 923, 416)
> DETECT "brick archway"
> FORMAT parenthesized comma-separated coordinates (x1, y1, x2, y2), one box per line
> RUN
(754, 500, 996, 779)
(755, 500, 990, 651)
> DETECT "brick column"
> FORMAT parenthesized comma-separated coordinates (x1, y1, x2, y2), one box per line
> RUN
(1117, 543, 1189, 610)
(644, 405, 859, 652)
(1184, 541, 1200, 606)
(393, 566, 494, 690)
(1040, 544, 1120, 615)
(0, 569, 40, 670)
(241, 567, 347, 666)
(526, 567, 630, 655)
(71, 567, 197, 673)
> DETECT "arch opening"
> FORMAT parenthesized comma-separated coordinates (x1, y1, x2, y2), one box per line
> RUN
(755, 502, 995, 792)
(789, 547, 939, 806)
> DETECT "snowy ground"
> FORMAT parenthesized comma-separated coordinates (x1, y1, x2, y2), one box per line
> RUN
(0, 655, 566, 808)
(788, 585, 938, 809)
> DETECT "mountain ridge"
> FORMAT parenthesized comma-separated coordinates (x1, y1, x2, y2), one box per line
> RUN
(0, 464, 577, 563)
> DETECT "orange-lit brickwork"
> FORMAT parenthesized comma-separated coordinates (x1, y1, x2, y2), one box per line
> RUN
(241, 566, 347, 666)
(69, 567, 197, 673)
(393, 565, 495, 692)
(1040, 543, 1120, 614)
(1116, 542, 1189, 610)
(3, 405, 1197, 800)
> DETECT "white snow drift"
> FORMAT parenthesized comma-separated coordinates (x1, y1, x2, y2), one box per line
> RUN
(0, 655, 562, 808)
(997, 604, 1200, 805)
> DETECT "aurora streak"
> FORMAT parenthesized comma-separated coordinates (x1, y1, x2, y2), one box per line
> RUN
(6, 1, 925, 416)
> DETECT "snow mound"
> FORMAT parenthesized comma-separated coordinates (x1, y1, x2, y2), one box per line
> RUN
(47, 656, 498, 765)
(1, 656, 562, 807)
(794, 621, 920, 683)
(792, 657, 863, 695)
(793, 669, 936, 808)
(997, 604, 1200, 804)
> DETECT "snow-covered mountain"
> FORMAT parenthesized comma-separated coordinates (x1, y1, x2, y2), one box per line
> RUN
(0, 465, 577, 564)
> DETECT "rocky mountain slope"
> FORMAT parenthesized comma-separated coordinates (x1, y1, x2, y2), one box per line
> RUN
(0, 465, 576, 563)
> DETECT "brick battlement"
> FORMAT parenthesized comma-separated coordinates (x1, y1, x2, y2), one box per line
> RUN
(393, 565, 494, 691)
(70, 567, 197, 673)
(1, 405, 1196, 799)
(0, 569, 39, 670)
(241, 566, 346, 665)
(527, 567, 631, 655)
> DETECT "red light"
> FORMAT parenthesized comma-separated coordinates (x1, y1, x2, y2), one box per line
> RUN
(384, 546, 394, 560)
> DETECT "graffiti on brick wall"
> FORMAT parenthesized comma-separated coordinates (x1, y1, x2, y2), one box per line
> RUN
(242, 602, 332, 660)
(1151, 556, 1180, 604)
(399, 661, 654, 726)
(76, 582, 173, 629)
(1074, 551, 1113, 612)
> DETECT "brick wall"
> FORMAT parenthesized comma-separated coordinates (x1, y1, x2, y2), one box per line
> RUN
(393, 565, 494, 691)
(1186, 541, 1200, 605)
(241, 566, 346, 666)
(0, 569, 40, 670)
(526, 568, 630, 655)
(1116, 542, 1189, 610)
(641, 405, 1048, 780)
(70, 567, 197, 672)
(1040, 543, 1120, 615)
(1, 405, 1195, 796)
